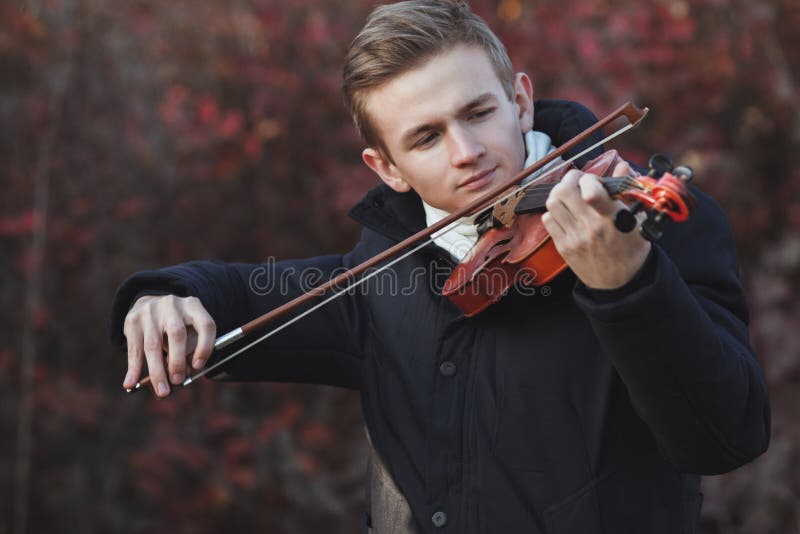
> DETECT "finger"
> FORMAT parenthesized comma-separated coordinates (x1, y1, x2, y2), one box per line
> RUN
(123, 324, 144, 389)
(559, 169, 582, 188)
(164, 321, 188, 386)
(160, 296, 188, 385)
(579, 174, 617, 217)
(142, 318, 170, 398)
(185, 299, 216, 370)
(549, 171, 592, 223)
(612, 160, 631, 177)
(185, 328, 198, 359)
(541, 211, 566, 242)
(545, 185, 579, 230)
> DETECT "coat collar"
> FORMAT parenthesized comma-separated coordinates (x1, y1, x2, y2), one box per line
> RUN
(348, 99, 604, 242)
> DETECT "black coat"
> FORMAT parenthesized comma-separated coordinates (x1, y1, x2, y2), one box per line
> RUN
(111, 100, 770, 533)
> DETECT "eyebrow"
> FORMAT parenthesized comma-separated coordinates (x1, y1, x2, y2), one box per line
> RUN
(399, 92, 498, 148)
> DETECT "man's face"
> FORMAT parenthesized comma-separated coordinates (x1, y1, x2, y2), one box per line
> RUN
(361, 44, 534, 214)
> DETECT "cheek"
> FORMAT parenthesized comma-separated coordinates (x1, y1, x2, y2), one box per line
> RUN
(397, 157, 446, 195)
(504, 135, 526, 171)
(490, 115, 526, 165)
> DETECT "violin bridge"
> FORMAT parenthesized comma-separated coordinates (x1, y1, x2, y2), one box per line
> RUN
(492, 187, 526, 228)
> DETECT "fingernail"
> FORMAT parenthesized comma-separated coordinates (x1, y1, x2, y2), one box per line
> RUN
(192, 359, 204, 370)
(157, 382, 169, 396)
(172, 373, 183, 384)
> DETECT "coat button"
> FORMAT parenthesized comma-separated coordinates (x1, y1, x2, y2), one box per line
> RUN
(431, 511, 448, 528)
(439, 361, 457, 377)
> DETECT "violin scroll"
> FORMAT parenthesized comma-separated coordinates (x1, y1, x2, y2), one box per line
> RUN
(611, 154, 695, 241)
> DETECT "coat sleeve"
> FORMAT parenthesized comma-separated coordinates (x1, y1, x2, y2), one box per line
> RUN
(109, 242, 371, 390)
(572, 187, 770, 475)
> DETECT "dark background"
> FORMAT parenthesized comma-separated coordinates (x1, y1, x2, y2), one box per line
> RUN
(1, 0, 798, 532)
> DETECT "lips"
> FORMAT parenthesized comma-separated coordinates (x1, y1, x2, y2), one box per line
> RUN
(458, 167, 497, 192)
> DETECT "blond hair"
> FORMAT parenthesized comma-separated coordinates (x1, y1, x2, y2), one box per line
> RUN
(343, 0, 514, 154)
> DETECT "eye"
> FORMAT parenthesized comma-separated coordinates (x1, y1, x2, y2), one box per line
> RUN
(469, 107, 495, 120)
(415, 131, 439, 149)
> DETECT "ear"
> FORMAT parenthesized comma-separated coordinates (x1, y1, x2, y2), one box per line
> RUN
(513, 72, 534, 133)
(362, 147, 412, 193)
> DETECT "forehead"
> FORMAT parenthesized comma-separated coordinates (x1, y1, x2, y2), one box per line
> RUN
(363, 45, 507, 143)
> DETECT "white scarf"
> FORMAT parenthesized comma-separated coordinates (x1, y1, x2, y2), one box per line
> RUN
(422, 129, 561, 261)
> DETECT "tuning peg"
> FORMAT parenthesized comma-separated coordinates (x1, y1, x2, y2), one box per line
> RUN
(648, 154, 673, 178)
(614, 200, 642, 233)
(640, 212, 665, 241)
(672, 165, 694, 183)
(614, 209, 637, 233)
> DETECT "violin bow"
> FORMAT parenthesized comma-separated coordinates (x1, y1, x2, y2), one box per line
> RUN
(127, 102, 648, 394)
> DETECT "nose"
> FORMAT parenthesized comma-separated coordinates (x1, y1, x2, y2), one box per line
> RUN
(448, 126, 485, 168)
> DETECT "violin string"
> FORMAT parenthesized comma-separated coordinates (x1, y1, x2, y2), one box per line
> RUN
(484, 122, 638, 215)
(151, 120, 640, 391)
(512, 175, 651, 218)
(523, 175, 640, 203)
(517, 182, 633, 210)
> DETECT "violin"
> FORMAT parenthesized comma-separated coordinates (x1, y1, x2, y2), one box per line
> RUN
(127, 102, 688, 394)
(442, 151, 695, 316)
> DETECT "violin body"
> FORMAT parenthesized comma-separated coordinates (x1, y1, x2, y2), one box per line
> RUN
(442, 150, 691, 317)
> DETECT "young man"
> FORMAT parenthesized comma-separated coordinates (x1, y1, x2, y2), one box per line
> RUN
(111, 1, 770, 532)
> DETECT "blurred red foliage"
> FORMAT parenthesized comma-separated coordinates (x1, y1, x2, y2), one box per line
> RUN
(1, 0, 798, 532)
